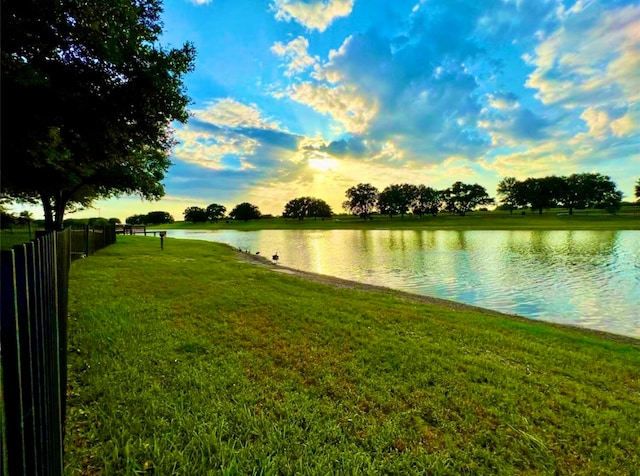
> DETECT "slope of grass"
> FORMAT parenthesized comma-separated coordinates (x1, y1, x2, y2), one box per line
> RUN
(151, 209, 640, 232)
(65, 236, 640, 475)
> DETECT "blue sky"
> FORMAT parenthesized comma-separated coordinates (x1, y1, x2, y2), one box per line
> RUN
(45, 0, 640, 219)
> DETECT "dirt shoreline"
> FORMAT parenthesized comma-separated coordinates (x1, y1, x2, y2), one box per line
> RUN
(233, 249, 639, 345)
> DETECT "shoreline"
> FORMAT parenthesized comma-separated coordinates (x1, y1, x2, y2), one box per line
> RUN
(235, 247, 640, 345)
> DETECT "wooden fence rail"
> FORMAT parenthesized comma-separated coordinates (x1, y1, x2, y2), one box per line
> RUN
(1, 225, 115, 475)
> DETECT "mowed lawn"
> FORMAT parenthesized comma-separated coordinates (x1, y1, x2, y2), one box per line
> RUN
(65, 236, 640, 475)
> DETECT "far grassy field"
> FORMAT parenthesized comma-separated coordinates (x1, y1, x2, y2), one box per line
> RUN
(151, 208, 640, 231)
(65, 236, 640, 475)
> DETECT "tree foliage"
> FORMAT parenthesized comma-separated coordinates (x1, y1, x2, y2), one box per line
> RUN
(145, 211, 174, 224)
(126, 211, 173, 225)
(229, 202, 261, 222)
(442, 182, 493, 216)
(206, 203, 227, 222)
(505, 174, 623, 215)
(378, 184, 417, 219)
(1, 0, 195, 229)
(412, 185, 442, 217)
(496, 177, 519, 214)
(635, 179, 640, 201)
(308, 198, 333, 220)
(184, 206, 208, 223)
(343, 183, 379, 220)
(283, 197, 332, 220)
(514, 176, 564, 214)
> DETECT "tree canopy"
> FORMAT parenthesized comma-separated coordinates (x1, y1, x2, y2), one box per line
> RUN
(206, 203, 227, 222)
(496, 177, 519, 214)
(635, 179, 640, 201)
(184, 206, 208, 223)
(1, 0, 195, 230)
(513, 176, 565, 214)
(125, 211, 173, 225)
(442, 182, 493, 216)
(377, 184, 417, 219)
(229, 202, 261, 222)
(412, 185, 441, 217)
(283, 197, 332, 220)
(343, 183, 379, 220)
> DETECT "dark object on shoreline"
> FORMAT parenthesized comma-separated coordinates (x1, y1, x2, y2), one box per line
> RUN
(272, 252, 279, 263)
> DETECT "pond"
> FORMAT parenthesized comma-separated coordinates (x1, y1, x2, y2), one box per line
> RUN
(168, 229, 640, 338)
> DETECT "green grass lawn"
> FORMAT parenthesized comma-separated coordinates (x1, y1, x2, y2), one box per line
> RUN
(0, 228, 38, 250)
(65, 236, 640, 475)
(151, 208, 640, 232)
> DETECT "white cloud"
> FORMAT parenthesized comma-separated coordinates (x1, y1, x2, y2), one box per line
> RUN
(288, 82, 377, 134)
(271, 0, 354, 32)
(187, 0, 212, 5)
(610, 113, 635, 138)
(271, 36, 318, 77)
(192, 98, 280, 130)
(526, 5, 640, 108)
(486, 143, 579, 179)
(174, 128, 258, 170)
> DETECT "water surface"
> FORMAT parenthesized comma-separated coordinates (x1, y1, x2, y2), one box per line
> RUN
(169, 229, 640, 338)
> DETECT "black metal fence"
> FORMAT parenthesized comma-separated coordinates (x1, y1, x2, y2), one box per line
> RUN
(1, 225, 115, 475)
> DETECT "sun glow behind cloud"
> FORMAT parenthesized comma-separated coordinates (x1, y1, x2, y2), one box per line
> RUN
(308, 157, 339, 171)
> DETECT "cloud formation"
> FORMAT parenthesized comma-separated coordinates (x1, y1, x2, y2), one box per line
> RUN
(271, 0, 354, 32)
(80, 0, 640, 220)
(271, 36, 318, 77)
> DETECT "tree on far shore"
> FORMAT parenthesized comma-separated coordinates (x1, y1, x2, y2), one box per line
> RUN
(343, 183, 379, 220)
(184, 206, 208, 223)
(206, 203, 227, 222)
(442, 182, 493, 216)
(635, 179, 640, 202)
(229, 202, 261, 222)
(496, 177, 519, 214)
(283, 197, 333, 220)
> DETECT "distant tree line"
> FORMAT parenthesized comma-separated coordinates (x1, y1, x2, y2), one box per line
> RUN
(126, 211, 175, 225)
(342, 181, 493, 219)
(496, 173, 624, 215)
(130, 175, 637, 224)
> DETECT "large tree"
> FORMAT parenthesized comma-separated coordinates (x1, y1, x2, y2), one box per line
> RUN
(496, 177, 519, 214)
(442, 182, 493, 216)
(307, 198, 333, 220)
(636, 179, 640, 202)
(515, 176, 565, 214)
(229, 202, 261, 222)
(184, 206, 208, 223)
(283, 197, 332, 220)
(343, 183, 379, 220)
(206, 203, 227, 222)
(1, 0, 195, 230)
(377, 184, 417, 219)
(558, 173, 622, 215)
(412, 185, 442, 217)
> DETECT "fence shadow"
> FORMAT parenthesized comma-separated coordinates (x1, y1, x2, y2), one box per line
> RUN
(1, 225, 115, 475)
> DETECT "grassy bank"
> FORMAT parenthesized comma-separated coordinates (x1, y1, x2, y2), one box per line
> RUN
(151, 209, 640, 231)
(65, 236, 640, 475)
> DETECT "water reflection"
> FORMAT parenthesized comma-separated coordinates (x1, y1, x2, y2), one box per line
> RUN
(170, 229, 640, 338)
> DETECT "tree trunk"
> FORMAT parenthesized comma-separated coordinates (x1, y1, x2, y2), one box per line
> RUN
(41, 194, 55, 231)
(54, 195, 67, 230)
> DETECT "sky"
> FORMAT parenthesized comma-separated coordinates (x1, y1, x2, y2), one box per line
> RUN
(23, 0, 640, 220)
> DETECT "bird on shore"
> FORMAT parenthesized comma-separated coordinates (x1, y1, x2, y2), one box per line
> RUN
(272, 252, 279, 263)
(255, 251, 260, 255)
